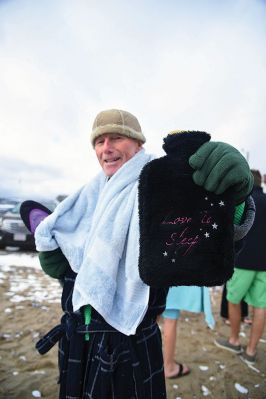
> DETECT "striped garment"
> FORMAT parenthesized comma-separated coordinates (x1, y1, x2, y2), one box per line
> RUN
(36, 266, 168, 399)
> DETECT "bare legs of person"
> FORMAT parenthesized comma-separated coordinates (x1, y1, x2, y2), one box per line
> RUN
(227, 303, 266, 355)
(214, 302, 243, 353)
(163, 318, 190, 378)
(220, 302, 266, 364)
(246, 307, 266, 356)
(227, 302, 242, 346)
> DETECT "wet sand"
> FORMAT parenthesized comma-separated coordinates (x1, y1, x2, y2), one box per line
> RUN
(0, 253, 265, 399)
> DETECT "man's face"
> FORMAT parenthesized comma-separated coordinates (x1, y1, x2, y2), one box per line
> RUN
(94, 133, 142, 177)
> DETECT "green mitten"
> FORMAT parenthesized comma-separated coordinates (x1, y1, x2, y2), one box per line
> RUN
(189, 141, 254, 204)
(39, 247, 69, 279)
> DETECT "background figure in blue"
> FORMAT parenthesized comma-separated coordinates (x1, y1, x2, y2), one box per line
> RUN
(162, 286, 214, 378)
(215, 169, 266, 365)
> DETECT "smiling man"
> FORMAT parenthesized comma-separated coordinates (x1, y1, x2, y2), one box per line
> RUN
(92, 109, 144, 176)
(94, 133, 142, 176)
(21, 108, 255, 399)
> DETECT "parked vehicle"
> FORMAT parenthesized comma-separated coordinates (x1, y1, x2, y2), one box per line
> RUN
(0, 199, 18, 216)
(0, 200, 57, 250)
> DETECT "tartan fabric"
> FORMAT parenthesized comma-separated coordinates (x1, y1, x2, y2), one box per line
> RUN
(36, 266, 168, 399)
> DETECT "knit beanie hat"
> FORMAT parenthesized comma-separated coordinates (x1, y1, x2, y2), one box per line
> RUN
(91, 109, 146, 146)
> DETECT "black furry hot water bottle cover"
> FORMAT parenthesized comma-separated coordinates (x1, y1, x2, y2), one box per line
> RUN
(138, 131, 235, 288)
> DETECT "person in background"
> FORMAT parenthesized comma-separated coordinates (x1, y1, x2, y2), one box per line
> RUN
(215, 169, 266, 365)
(162, 285, 214, 378)
(20, 109, 254, 398)
(220, 284, 250, 325)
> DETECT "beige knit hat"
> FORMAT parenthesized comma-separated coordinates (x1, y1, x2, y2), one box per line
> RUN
(91, 109, 146, 146)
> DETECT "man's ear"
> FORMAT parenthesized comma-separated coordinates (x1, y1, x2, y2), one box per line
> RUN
(136, 141, 143, 152)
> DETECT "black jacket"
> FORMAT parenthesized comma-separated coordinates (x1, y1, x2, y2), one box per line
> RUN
(236, 186, 266, 271)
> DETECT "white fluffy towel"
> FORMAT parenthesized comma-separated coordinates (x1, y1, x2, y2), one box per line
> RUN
(35, 149, 154, 335)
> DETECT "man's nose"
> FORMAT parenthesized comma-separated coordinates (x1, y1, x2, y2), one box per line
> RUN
(102, 138, 113, 152)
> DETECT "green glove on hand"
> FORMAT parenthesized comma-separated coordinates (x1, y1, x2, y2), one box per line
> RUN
(189, 141, 254, 204)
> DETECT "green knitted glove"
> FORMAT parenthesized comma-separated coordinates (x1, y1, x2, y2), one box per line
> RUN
(189, 142, 254, 204)
(38, 247, 69, 279)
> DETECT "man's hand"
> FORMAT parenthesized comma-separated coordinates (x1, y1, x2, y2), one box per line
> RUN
(189, 141, 254, 204)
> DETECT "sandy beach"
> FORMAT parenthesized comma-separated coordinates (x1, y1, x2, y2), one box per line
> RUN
(0, 250, 265, 399)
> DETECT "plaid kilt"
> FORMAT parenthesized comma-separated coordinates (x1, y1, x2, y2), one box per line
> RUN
(36, 267, 168, 399)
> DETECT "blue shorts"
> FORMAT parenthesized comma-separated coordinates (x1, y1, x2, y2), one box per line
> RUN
(162, 309, 181, 320)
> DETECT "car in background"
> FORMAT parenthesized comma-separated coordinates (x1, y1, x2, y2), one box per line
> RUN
(0, 200, 58, 251)
(0, 200, 18, 216)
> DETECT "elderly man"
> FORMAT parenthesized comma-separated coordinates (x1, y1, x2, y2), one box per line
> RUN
(21, 109, 254, 399)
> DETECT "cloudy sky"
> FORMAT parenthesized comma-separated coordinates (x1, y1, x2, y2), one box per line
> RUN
(1, 0, 265, 200)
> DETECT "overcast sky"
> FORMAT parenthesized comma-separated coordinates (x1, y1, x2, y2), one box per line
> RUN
(1, 0, 265, 200)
